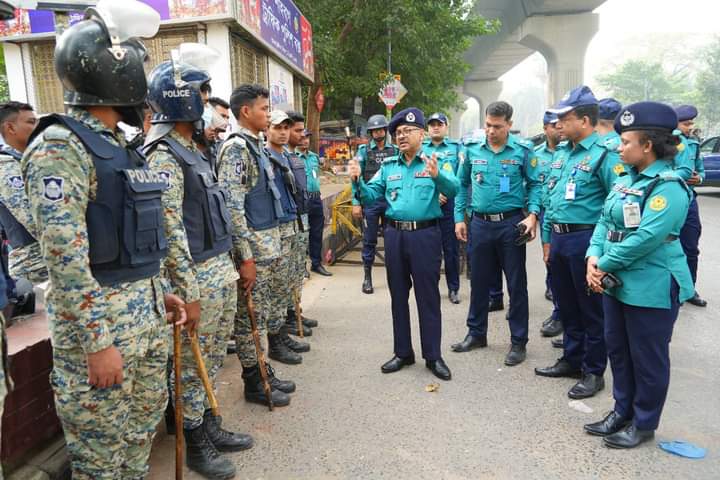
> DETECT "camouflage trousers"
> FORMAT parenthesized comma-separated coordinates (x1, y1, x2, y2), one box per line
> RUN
(235, 259, 277, 368)
(51, 323, 167, 480)
(288, 214, 310, 309)
(269, 222, 297, 333)
(170, 281, 237, 429)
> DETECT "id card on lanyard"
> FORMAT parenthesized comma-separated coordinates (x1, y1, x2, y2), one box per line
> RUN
(500, 164, 510, 193)
(565, 167, 578, 200)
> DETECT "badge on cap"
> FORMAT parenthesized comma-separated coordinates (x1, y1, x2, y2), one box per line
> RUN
(649, 195, 667, 211)
(7, 175, 23, 190)
(620, 111, 635, 127)
(406, 112, 416, 122)
(42, 176, 64, 202)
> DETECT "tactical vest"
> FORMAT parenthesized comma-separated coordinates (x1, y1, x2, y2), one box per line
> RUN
(287, 151, 308, 214)
(0, 147, 37, 249)
(268, 149, 297, 224)
(364, 145, 395, 182)
(31, 114, 167, 286)
(146, 136, 232, 263)
(225, 133, 283, 231)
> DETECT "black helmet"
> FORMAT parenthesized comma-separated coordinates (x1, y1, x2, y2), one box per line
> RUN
(53, 1, 160, 126)
(367, 114, 388, 131)
(147, 61, 208, 124)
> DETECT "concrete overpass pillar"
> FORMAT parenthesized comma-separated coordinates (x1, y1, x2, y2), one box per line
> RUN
(463, 79, 503, 119)
(518, 13, 599, 106)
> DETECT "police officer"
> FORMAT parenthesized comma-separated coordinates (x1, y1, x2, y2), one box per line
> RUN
(536, 111, 563, 339)
(422, 112, 462, 304)
(674, 105, 706, 307)
(584, 102, 693, 448)
(451, 101, 542, 366)
(265, 110, 309, 361)
(297, 129, 326, 298)
(21, 2, 187, 477)
(349, 107, 458, 381)
(217, 84, 294, 407)
(353, 114, 398, 294)
(596, 98, 623, 151)
(535, 86, 625, 400)
(0, 102, 47, 284)
(144, 57, 252, 478)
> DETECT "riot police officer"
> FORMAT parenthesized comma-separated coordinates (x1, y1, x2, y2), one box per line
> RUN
(584, 102, 693, 448)
(353, 114, 398, 294)
(674, 105, 706, 307)
(21, 2, 186, 477)
(145, 56, 252, 479)
(350, 107, 459, 381)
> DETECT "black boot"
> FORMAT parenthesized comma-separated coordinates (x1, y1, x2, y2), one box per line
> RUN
(268, 333, 302, 365)
(242, 364, 291, 407)
(267, 363, 297, 393)
(184, 424, 236, 480)
(362, 265, 374, 294)
(203, 410, 254, 452)
(283, 331, 310, 353)
(284, 310, 312, 337)
(165, 400, 176, 435)
(302, 315, 319, 328)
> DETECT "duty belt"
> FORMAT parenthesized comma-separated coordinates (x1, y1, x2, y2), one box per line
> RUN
(308, 191, 321, 199)
(551, 223, 595, 234)
(386, 219, 439, 231)
(607, 231, 678, 243)
(473, 209, 524, 222)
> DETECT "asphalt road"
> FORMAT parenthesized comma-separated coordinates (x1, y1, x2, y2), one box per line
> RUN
(148, 189, 720, 479)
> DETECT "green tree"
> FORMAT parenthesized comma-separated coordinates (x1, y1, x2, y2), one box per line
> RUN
(0, 44, 7, 102)
(294, 0, 498, 142)
(596, 59, 689, 105)
(694, 37, 720, 137)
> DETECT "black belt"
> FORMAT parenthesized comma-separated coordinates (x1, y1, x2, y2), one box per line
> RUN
(607, 231, 678, 243)
(473, 209, 524, 222)
(386, 219, 439, 231)
(551, 223, 595, 234)
(308, 191, 321, 199)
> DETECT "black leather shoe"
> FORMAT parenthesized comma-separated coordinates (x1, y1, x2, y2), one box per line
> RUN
(283, 333, 310, 353)
(504, 344, 526, 366)
(449, 290, 460, 304)
(534, 359, 581, 378)
(551, 337, 564, 348)
(302, 315, 319, 328)
(362, 265, 374, 294)
(584, 411, 631, 437)
(242, 365, 291, 407)
(545, 288, 553, 302)
(541, 316, 553, 328)
(488, 298, 504, 312)
(266, 363, 296, 394)
(687, 291, 707, 307)
(568, 373, 605, 399)
(284, 310, 313, 337)
(268, 333, 302, 365)
(203, 410, 254, 452)
(451, 334, 487, 352)
(540, 318, 563, 337)
(185, 424, 236, 480)
(603, 424, 655, 449)
(426, 358, 452, 381)
(311, 264, 333, 276)
(381, 355, 415, 373)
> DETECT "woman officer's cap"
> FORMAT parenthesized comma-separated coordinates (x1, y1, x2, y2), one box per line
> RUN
(614, 102, 678, 134)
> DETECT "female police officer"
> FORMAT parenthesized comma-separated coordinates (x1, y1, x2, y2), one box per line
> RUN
(583, 102, 694, 449)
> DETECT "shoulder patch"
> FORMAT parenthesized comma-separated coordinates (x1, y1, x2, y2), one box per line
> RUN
(7, 175, 24, 190)
(42, 176, 64, 202)
(530, 157, 538, 168)
(676, 142, 686, 152)
(613, 163, 625, 175)
(42, 124, 73, 143)
(157, 170, 172, 187)
(649, 195, 667, 211)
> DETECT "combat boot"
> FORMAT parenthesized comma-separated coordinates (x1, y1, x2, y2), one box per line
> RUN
(203, 410, 254, 452)
(362, 265, 374, 294)
(242, 364, 291, 407)
(267, 363, 297, 393)
(165, 400, 176, 435)
(268, 333, 302, 364)
(284, 310, 312, 337)
(184, 424, 236, 480)
(283, 331, 310, 353)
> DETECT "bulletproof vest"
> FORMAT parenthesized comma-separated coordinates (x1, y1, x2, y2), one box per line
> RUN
(227, 133, 283, 231)
(32, 114, 167, 286)
(287, 150, 308, 214)
(364, 145, 395, 182)
(146, 136, 232, 263)
(268, 149, 297, 224)
(0, 148, 37, 249)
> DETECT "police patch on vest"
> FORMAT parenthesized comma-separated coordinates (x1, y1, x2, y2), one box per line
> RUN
(158, 170, 172, 187)
(42, 176, 64, 202)
(7, 175, 23, 190)
(123, 169, 163, 185)
(649, 195, 667, 211)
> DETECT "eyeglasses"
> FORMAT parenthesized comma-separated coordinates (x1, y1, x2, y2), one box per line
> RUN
(394, 127, 423, 138)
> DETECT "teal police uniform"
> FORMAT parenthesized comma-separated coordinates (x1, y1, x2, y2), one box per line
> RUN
(299, 147, 325, 270)
(354, 108, 458, 379)
(452, 132, 541, 353)
(583, 101, 694, 448)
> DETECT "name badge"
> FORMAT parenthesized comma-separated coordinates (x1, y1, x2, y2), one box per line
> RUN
(499, 176, 510, 193)
(576, 163, 592, 173)
(565, 181, 576, 200)
(623, 202, 641, 228)
(551, 161, 563, 169)
(415, 171, 431, 178)
(472, 159, 488, 165)
(388, 174, 402, 181)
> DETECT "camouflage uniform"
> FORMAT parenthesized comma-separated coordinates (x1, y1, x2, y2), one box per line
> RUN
(292, 213, 310, 307)
(147, 131, 238, 429)
(217, 128, 281, 368)
(0, 151, 48, 283)
(21, 108, 168, 480)
(273, 221, 297, 332)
